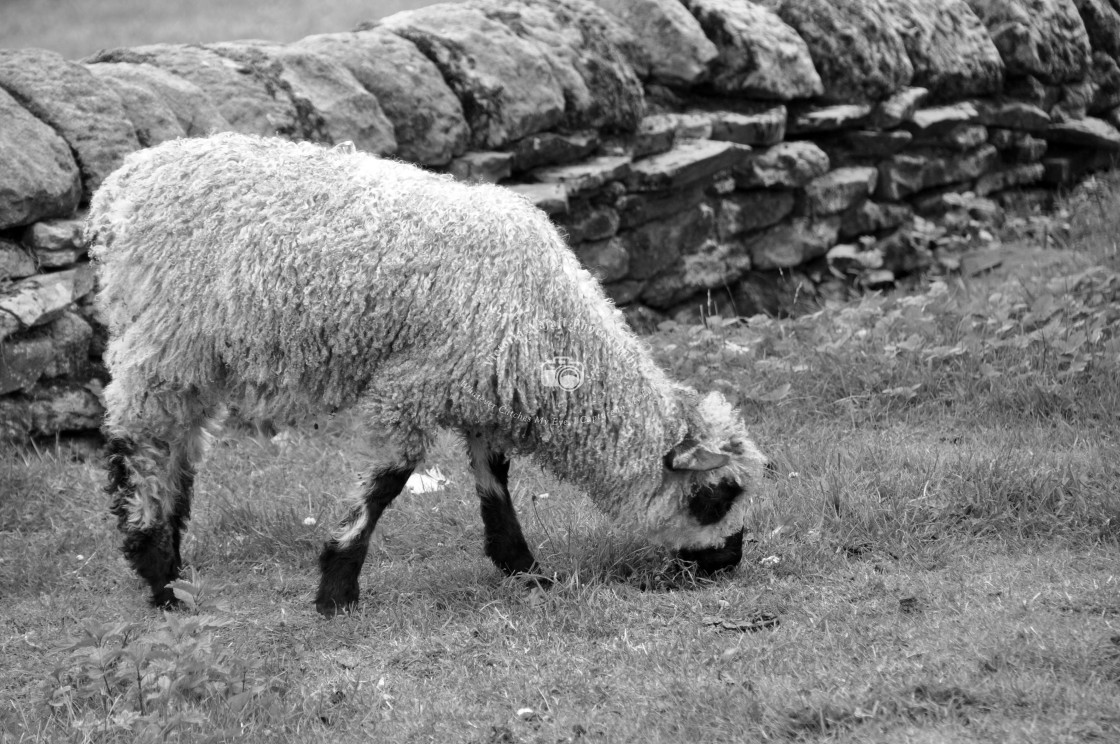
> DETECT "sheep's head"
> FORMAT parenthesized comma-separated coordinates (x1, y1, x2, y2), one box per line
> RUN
(649, 391, 768, 575)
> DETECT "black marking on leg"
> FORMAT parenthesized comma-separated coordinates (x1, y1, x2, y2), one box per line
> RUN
(168, 460, 196, 588)
(315, 466, 413, 618)
(121, 526, 182, 607)
(105, 435, 195, 606)
(106, 436, 136, 530)
(474, 450, 539, 576)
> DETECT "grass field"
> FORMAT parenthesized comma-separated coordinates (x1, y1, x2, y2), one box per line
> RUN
(0, 0, 448, 59)
(2, 171, 1119, 743)
(3, 3, 1118, 742)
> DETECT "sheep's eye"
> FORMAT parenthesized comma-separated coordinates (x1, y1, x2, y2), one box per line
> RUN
(687, 479, 742, 525)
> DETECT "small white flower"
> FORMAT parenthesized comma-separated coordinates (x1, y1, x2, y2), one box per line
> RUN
(760, 555, 781, 567)
(406, 467, 449, 494)
(75, 555, 84, 561)
(303, 517, 317, 527)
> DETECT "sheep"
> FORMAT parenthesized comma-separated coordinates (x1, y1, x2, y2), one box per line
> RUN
(88, 132, 768, 616)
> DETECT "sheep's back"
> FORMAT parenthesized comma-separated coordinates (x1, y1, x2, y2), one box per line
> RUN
(89, 133, 579, 414)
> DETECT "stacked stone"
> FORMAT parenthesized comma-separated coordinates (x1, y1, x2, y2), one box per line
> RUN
(3, 0, 1120, 440)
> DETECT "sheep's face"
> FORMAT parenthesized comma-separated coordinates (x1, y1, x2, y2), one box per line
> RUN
(650, 392, 767, 574)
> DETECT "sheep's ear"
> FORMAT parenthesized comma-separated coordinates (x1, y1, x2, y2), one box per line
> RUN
(664, 438, 731, 472)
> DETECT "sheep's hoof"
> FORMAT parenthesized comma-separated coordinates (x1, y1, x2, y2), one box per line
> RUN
(315, 581, 360, 618)
(315, 598, 357, 618)
(149, 584, 182, 610)
(522, 572, 554, 591)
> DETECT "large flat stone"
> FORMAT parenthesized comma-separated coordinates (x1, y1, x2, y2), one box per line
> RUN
(716, 190, 796, 239)
(42, 311, 93, 379)
(804, 167, 879, 216)
(1090, 51, 1120, 114)
(616, 203, 714, 279)
(602, 279, 646, 305)
(93, 74, 185, 147)
(631, 115, 678, 158)
(876, 153, 930, 200)
(823, 130, 914, 163)
(29, 384, 105, 437)
(769, 0, 913, 103)
(85, 61, 232, 136)
(839, 200, 913, 238)
(508, 131, 599, 172)
(88, 44, 299, 138)
(641, 240, 753, 308)
(627, 140, 751, 191)
(1076, 0, 1120, 59)
(974, 163, 1046, 195)
(1041, 150, 1116, 184)
(0, 385, 101, 439)
(965, 0, 1092, 84)
(975, 100, 1051, 131)
(0, 49, 139, 198)
(0, 239, 36, 280)
(908, 102, 980, 132)
(207, 41, 396, 153)
(590, 0, 717, 85)
(378, 4, 566, 149)
(1043, 116, 1120, 150)
(927, 144, 1001, 188)
(683, 0, 822, 99)
(878, 144, 1000, 199)
(0, 265, 95, 342)
(22, 216, 87, 268)
(615, 185, 708, 229)
(746, 216, 842, 270)
(532, 156, 632, 196)
(0, 87, 81, 230)
(557, 203, 621, 243)
(733, 141, 830, 189)
(788, 104, 872, 135)
(447, 151, 514, 183)
(573, 237, 629, 283)
(296, 29, 469, 165)
(707, 105, 787, 146)
(868, 87, 930, 129)
(881, 0, 1004, 100)
(931, 124, 990, 151)
(505, 183, 569, 215)
(0, 335, 54, 395)
(988, 129, 1048, 162)
(467, 0, 644, 132)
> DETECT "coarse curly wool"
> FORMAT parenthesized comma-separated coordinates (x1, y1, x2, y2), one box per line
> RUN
(90, 132, 766, 551)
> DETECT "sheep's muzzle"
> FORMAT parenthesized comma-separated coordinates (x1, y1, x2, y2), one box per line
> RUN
(677, 529, 744, 575)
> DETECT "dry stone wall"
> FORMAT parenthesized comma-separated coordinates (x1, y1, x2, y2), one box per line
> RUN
(2, 0, 1120, 440)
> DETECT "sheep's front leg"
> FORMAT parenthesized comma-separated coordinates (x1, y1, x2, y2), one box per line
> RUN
(107, 436, 196, 606)
(316, 465, 415, 617)
(466, 436, 540, 576)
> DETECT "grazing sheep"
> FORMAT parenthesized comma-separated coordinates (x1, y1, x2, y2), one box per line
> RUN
(89, 132, 768, 615)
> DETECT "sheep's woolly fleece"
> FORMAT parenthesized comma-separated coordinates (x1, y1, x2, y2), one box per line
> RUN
(90, 133, 765, 547)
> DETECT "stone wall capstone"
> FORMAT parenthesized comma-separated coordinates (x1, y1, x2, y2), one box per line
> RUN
(2, 0, 1120, 441)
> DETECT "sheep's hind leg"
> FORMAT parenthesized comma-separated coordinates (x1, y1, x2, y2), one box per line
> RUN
(106, 399, 219, 607)
(466, 436, 542, 580)
(316, 463, 416, 617)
